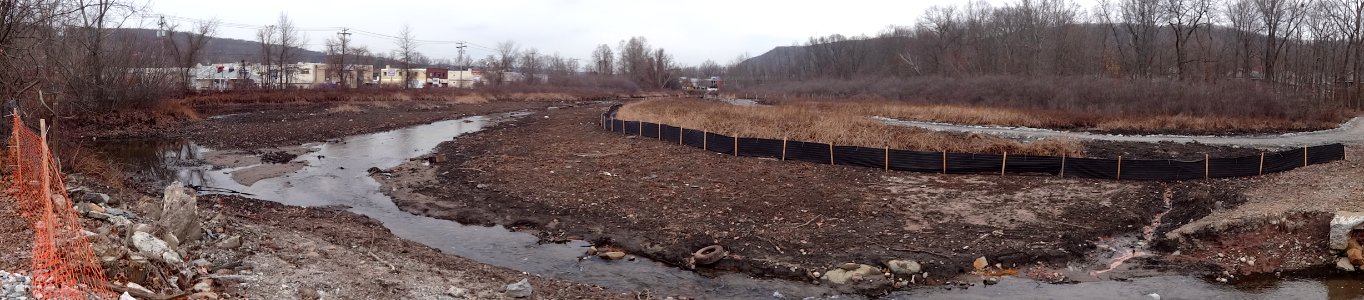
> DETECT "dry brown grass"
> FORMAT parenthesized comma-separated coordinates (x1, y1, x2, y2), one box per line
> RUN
(734, 75, 1356, 134)
(616, 98, 1084, 157)
(762, 98, 1342, 134)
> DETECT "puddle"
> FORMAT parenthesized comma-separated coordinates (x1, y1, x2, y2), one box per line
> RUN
(95, 114, 844, 299)
(92, 113, 1364, 299)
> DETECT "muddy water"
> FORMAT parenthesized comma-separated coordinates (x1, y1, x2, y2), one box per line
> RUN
(99, 114, 843, 299)
(97, 114, 1364, 299)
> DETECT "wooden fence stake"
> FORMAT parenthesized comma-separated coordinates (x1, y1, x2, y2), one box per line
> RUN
(828, 143, 834, 165)
(782, 138, 788, 161)
(39, 119, 51, 216)
(1303, 146, 1309, 167)
(1000, 151, 1008, 176)
(1204, 153, 1210, 179)
(733, 136, 738, 156)
(638, 121, 643, 136)
(657, 123, 662, 140)
(941, 151, 947, 174)
(1116, 156, 1122, 180)
(678, 127, 683, 145)
(702, 130, 708, 151)
(883, 145, 890, 171)
(1259, 152, 1265, 175)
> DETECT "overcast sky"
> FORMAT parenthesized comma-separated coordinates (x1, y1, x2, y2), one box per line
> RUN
(144, 0, 1085, 66)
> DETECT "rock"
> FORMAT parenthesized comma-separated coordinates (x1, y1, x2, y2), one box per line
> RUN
(120, 292, 136, 300)
(973, 257, 989, 271)
(106, 208, 139, 219)
(367, 167, 383, 174)
(505, 278, 533, 298)
(445, 286, 469, 298)
(132, 231, 184, 264)
(772, 291, 785, 299)
(886, 259, 922, 275)
(1331, 211, 1364, 250)
(162, 232, 181, 252)
(822, 264, 882, 284)
(192, 259, 214, 268)
(297, 287, 320, 300)
(80, 192, 111, 204)
(1338, 257, 1357, 271)
(126, 282, 155, 295)
(76, 202, 105, 216)
(585, 246, 598, 256)
(188, 291, 220, 299)
(160, 181, 203, 243)
(983, 277, 1000, 285)
(192, 279, 214, 292)
(601, 251, 626, 260)
(107, 215, 132, 227)
(216, 235, 242, 249)
(86, 211, 113, 221)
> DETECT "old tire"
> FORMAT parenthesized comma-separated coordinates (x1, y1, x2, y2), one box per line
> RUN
(692, 245, 727, 266)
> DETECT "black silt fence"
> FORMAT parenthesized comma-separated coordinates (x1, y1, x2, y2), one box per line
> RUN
(705, 132, 736, 155)
(600, 105, 1347, 180)
(738, 138, 784, 159)
(682, 129, 705, 149)
(832, 146, 886, 169)
(785, 141, 832, 164)
(641, 122, 661, 139)
(660, 125, 682, 143)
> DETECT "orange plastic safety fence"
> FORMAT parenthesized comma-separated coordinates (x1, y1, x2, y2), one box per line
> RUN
(7, 114, 117, 299)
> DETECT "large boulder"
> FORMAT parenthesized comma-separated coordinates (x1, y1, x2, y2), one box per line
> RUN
(132, 231, 183, 264)
(1331, 212, 1364, 251)
(159, 181, 202, 243)
(504, 278, 532, 298)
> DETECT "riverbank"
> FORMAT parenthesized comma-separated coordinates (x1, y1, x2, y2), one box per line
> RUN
(45, 98, 1362, 298)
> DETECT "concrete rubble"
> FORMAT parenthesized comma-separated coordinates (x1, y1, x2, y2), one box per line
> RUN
(1, 270, 31, 300)
(60, 180, 232, 300)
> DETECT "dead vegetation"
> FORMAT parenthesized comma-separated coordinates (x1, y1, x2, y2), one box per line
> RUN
(615, 98, 1084, 157)
(736, 76, 1353, 134)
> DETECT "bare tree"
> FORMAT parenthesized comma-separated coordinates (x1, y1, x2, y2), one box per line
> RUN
(1162, 0, 1212, 80)
(519, 48, 542, 84)
(591, 44, 614, 75)
(165, 19, 219, 90)
(275, 13, 307, 88)
(395, 23, 419, 88)
(1254, 0, 1311, 81)
(493, 40, 519, 85)
(256, 25, 278, 88)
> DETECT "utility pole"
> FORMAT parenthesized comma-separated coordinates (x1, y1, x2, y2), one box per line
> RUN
(338, 28, 351, 88)
(456, 42, 467, 88)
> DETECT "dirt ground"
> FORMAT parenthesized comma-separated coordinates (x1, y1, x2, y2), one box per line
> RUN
(1159, 146, 1364, 275)
(381, 103, 1246, 292)
(14, 97, 1351, 298)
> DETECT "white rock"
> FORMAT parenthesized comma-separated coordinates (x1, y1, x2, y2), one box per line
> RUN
(132, 231, 183, 264)
(1330, 211, 1364, 250)
(504, 278, 532, 298)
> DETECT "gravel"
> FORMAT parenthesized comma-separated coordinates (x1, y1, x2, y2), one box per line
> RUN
(1, 270, 31, 300)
